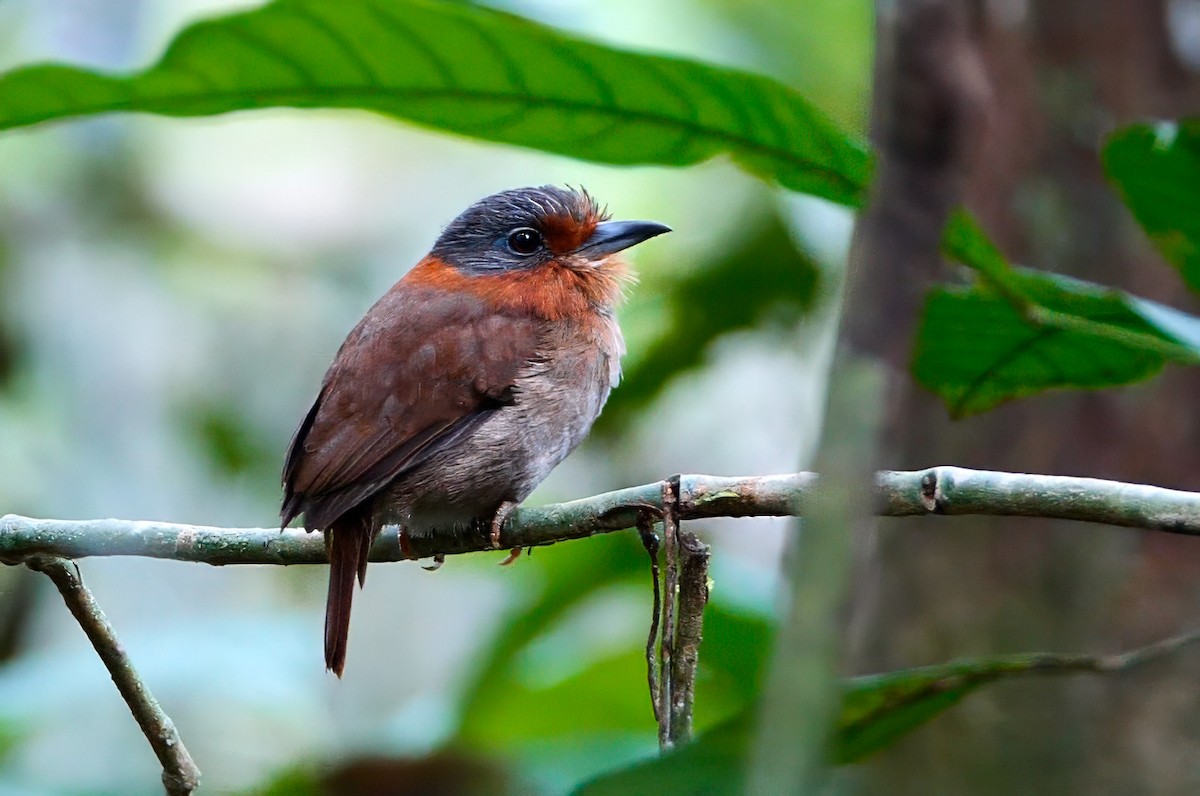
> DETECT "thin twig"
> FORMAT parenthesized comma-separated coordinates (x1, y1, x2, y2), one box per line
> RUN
(1012, 627, 1200, 675)
(1103, 628, 1200, 670)
(3, 468, 1200, 566)
(836, 626, 1200, 758)
(25, 556, 201, 795)
(658, 478, 680, 750)
(669, 530, 710, 745)
(636, 513, 662, 724)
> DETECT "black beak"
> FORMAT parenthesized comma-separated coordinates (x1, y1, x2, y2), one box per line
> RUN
(578, 220, 672, 256)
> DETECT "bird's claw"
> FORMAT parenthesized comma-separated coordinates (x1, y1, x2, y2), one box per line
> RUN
(489, 501, 517, 549)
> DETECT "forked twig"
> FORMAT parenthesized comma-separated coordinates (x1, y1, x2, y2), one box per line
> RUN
(25, 556, 200, 795)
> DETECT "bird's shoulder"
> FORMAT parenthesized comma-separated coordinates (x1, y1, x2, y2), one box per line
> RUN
(328, 277, 541, 392)
(281, 274, 543, 524)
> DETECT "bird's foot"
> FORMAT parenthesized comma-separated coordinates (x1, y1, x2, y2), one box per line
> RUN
(498, 548, 523, 566)
(489, 501, 517, 549)
(398, 527, 416, 560)
(422, 554, 445, 572)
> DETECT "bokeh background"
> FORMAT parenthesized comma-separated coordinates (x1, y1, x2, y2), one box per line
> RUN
(5, 1, 1200, 795)
(0, 1, 862, 793)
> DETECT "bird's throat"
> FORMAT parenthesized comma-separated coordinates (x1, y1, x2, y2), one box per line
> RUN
(405, 255, 630, 321)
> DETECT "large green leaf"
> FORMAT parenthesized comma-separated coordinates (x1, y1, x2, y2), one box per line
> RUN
(0, 0, 869, 207)
(913, 270, 1200, 417)
(0, 0, 1013, 294)
(450, 538, 773, 792)
(454, 532, 650, 744)
(3, 0, 1197, 418)
(454, 600, 772, 794)
(574, 710, 747, 796)
(1104, 121, 1200, 293)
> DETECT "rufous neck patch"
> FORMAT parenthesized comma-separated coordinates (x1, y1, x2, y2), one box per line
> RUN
(540, 211, 600, 256)
(405, 255, 629, 322)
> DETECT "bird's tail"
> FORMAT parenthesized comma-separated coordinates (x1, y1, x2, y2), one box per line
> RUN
(324, 509, 372, 677)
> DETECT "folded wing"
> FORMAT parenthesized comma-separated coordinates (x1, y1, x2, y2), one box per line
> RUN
(281, 284, 540, 531)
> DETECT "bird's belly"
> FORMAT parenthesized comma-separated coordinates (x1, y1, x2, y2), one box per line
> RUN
(380, 326, 619, 536)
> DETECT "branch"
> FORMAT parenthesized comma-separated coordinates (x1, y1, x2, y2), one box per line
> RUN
(3, 467, 1199, 565)
(668, 530, 710, 745)
(835, 625, 1200, 764)
(25, 556, 200, 795)
(657, 480, 679, 750)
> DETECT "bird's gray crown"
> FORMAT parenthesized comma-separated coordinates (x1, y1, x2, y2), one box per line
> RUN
(431, 185, 604, 273)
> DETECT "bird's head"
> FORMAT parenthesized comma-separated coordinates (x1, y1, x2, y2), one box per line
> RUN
(431, 185, 670, 277)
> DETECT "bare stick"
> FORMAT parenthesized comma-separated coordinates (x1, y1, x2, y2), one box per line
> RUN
(4, 467, 1200, 566)
(25, 556, 201, 795)
(636, 514, 662, 724)
(668, 531, 710, 745)
(657, 479, 680, 750)
(838, 626, 1200, 750)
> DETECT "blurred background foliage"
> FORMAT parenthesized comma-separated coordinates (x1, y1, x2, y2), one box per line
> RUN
(0, 0, 863, 793)
(5, 1, 1200, 794)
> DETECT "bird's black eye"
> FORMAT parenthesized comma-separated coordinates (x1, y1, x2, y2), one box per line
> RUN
(507, 227, 543, 256)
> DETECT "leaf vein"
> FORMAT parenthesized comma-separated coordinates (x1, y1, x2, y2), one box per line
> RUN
(952, 326, 1062, 416)
(451, 8, 532, 97)
(219, 19, 319, 90)
(282, 3, 381, 87)
(364, 0, 455, 88)
(535, 36, 617, 109)
(1, 86, 864, 199)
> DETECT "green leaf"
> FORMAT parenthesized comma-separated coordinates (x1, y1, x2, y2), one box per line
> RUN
(576, 635, 1200, 794)
(835, 661, 1007, 764)
(452, 552, 774, 793)
(942, 210, 1030, 297)
(6, 0, 1193, 419)
(839, 635, 1200, 761)
(913, 270, 1200, 417)
(0, 0, 1020, 307)
(240, 765, 322, 796)
(0, 0, 1026, 303)
(573, 712, 749, 796)
(0, 0, 870, 207)
(454, 532, 650, 743)
(466, 645, 656, 746)
(1103, 121, 1200, 293)
(459, 598, 772, 748)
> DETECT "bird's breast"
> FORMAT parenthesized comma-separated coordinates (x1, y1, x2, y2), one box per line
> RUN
(385, 313, 623, 533)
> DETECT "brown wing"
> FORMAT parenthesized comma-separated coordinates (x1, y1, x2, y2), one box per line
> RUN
(281, 283, 540, 530)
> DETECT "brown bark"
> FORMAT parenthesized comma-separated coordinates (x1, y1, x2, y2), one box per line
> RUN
(847, 2, 1200, 794)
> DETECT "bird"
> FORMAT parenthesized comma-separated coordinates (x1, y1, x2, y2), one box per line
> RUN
(281, 185, 670, 676)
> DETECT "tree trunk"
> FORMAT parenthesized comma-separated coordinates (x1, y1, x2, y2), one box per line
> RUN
(847, 2, 1200, 793)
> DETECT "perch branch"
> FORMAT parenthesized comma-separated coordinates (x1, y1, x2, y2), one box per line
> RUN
(24, 556, 200, 795)
(4, 467, 1200, 565)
